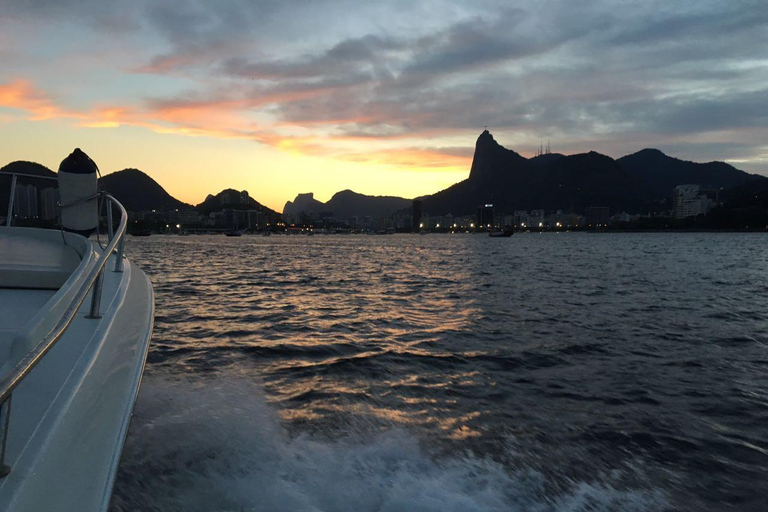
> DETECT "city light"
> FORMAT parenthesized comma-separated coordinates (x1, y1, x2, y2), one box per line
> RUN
(419, 223, 424, 228)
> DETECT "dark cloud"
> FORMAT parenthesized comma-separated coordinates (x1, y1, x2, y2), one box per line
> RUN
(6, 0, 768, 172)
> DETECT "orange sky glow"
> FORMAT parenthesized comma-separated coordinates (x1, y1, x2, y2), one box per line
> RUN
(2, 2, 766, 212)
(0, 79, 473, 211)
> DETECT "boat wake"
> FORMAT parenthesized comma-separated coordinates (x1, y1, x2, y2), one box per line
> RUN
(111, 374, 666, 512)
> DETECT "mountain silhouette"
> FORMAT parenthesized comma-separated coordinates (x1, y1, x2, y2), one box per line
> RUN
(196, 188, 279, 217)
(420, 130, 762, 216)
(283, 193, 325, 216)
(100, 169, 192, 212)
(283, 190, 410, 218)
(617, 148, 752, 201)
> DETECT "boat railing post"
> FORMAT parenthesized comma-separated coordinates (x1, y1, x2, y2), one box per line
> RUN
(0, 394, 12, 477)
(107, 199, 114, 241)
(114, 234, 125, 273)
(86, 268, 105, 319)
(113, 197, 125, 273)
(5, 174, 17, 227)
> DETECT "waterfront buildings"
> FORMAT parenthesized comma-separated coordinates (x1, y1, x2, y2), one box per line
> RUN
(39, 187, 59, 221)
(13, 183, 38, 219)
(585, 207, 610, 227)
(673, 185, 715, 219)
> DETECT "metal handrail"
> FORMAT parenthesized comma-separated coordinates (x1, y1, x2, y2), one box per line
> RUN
(0, 193, 127, 476)
(0, 171, 58, 181)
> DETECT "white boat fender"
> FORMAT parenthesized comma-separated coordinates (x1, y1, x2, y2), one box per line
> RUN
(59, 148, 99, 236)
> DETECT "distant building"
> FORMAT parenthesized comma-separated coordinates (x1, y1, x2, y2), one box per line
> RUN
(223, 208, 247, 229)
(585, 206, 610, 227)
(246, 210, 264, 229)
(412, 199, 423, 231)
(14, 183, 38, 219)
(454, 215, 475, 228)
(528, 209, 545, 228)
(209, 211, 226, 227)
(477, 204, 494, 228)
(393, 211, 412, 230)
(673, 185, 714, 219)
(40, 187, 59, 221)
(173, 210, 201, 225)
(547, 212, 581, 228)
(612, 211, 634, 224)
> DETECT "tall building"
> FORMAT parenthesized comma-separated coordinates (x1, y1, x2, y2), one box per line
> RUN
(247, 210, 263, 229)
(477, 204, 494, 228)
(528, 209, 545, 228)
(673, 185, 714, 219)
(223, 208, 247, 229)
(14, 183, 38, 219)
(412, 199, 423, 231)
(40, 187, 59, 221)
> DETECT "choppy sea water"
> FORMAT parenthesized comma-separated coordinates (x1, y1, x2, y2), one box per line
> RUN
(111, 233, 768, 512)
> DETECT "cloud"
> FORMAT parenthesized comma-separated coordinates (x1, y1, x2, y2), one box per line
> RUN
(0, 80, 264, 140)
(2, 0, 768, 175)
(0, 79, 79, 121)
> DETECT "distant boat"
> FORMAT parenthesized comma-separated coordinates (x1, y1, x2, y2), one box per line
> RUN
(489, 226, 513, 237)
(130, 229, 151, 237)
(224, 229, 245, 237)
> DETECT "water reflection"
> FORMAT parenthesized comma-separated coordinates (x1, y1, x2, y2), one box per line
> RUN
(126, 233, 768, 510)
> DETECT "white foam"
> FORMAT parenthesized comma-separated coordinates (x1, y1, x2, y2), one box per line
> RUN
(111, 375, 666, 512)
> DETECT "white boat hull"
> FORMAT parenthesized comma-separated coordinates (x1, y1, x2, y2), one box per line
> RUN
(0, 240, 153, 511)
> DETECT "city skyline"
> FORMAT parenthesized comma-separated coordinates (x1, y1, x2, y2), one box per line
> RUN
(1, 1, 767, 212)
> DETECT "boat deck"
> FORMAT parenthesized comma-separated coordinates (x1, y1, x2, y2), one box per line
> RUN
(0, 226, 154, 511)
(0, 229, 82, 290)
(0, 228, 85, 371)
(0, 289, 56, 364)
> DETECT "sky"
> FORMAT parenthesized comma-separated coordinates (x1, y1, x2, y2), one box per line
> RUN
(1, 0, 767, 212)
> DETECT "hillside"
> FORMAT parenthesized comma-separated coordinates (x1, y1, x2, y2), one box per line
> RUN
(419, 130, 764, 216)
(99, 169, 191, 212)
(617, 149, 754, 201)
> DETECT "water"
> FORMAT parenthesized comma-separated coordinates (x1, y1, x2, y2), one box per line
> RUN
(112, 233, 768, 511)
